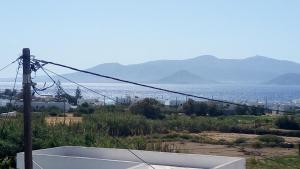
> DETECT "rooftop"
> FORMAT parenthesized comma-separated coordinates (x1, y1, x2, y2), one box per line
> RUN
(17, 146, 245, 169)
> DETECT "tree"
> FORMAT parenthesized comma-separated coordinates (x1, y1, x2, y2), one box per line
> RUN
(249, 106, 265, 116)
(195, 102, 208, 116)
(182, 99, 195, 116)
(77, 102, 95, 114)
(75, 87, 82, 105)
(275, 116, 299, 130)
(235, 105, 248, 115)
(3, 89, 16, 96)
(207, 103, 222, 116)
(55, 80, 64, 101)
(129, 98, 164, 119)
(182, 99, 209, 116)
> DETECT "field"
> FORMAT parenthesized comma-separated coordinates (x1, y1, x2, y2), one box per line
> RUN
(247, 156, 300, 169)
(199, 131, 300, 144)
(0, 105, 300, 169)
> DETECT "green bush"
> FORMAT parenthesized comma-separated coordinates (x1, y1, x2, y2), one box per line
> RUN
(275, 116, 299, 130)
(46, 106, 62, 116)
(130, 98, 164, 119)
(77, 102, 95, 114)
(234, 137, 248, 144)
(257, 135, 285, 144)
(0, 157, 13, 169)
(182, 99, 223, 116)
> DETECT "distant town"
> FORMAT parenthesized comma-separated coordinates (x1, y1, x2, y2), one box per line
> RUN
(1, 88, 300, 117)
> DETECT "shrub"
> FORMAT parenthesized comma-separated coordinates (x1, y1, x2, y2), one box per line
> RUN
(234, 137, 248, 144)
(275, 116, 300, 130)
(251, 141, 262, 149)
(77, 103, 95, 114)
(257, 135, 285, 144)
(182, 99, 224, 116)
(130, 98, 164, 119)
(46, 106, 62, 116)
(0, 157, 13, 169)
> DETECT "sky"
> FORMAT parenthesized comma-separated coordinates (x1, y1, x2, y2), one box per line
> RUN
(1, 0, 300, 76)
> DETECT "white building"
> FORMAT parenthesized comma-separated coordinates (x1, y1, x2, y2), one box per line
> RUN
(116, 96, 132, 105)
(0, 111, 17, 117)
(16, 101, 71, 112)
(169, 100, 186, 107)
(17, 146, 245, 169)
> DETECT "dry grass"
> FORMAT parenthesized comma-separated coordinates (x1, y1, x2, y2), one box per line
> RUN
(167, 142, 298, 157)
(45, 113, 82, 125)
(198, 131, 300, 144)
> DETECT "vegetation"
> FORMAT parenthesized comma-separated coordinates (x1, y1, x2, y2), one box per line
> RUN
(77, 102, 95, 114)
(275, 116, 300, 130)
(181, 99, 265, 116)
(247, 156, 300, 169)
(0, 98, 299, 168)
(129, 98, 164, 119)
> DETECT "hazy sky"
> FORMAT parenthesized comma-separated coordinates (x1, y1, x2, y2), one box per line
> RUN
(1, 0, 300, 76)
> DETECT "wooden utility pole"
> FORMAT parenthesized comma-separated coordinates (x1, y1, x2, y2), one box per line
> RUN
(22, 48, 33, 169)
(63, 99, 66, 125)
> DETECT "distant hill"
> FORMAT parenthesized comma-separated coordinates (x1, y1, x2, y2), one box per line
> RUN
(266, 73, 300, 85)
(4, 55, 300, 84)
(62, 55, 300, 83)
(157, 70, 216, 84)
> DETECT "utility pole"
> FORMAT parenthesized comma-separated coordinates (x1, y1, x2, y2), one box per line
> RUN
(63, 99, 66, 125)
(22, 48, 33, 169)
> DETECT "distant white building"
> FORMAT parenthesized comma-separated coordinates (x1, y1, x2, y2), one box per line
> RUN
(116, 96, 132, 105)
(169, 99, 186, 107)
(17, 146, 245, 169)
(0, 111, 17, 118)
(15, 101, 71, 112)
(37, 94, 55, 102)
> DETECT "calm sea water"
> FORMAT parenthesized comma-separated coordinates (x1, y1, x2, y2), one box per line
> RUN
(1, 82, 300, 103)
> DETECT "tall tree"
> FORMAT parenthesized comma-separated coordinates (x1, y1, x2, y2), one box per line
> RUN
(55, 80, 64, 101)
(75, 87, 82, 104)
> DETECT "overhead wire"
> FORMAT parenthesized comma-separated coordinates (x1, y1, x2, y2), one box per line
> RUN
(32, 61, 156, 169)
(32, 57, 300, 169)
(0, 56, 21, 73)
(9, 59, 21, 105)
(43, 67, 118, 103)
(33, 58, 288, 114)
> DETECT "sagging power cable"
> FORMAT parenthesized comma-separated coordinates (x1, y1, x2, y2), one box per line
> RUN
(33, 58, 288, 114)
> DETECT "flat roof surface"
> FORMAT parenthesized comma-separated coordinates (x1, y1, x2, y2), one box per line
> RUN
(17, 146, 245, 169)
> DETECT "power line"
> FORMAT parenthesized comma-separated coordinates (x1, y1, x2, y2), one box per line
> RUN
(43, 68, 118, 103)
(29, 61, 155, 169)
(0, 57, 21, 73)
(31, 63, 156, 169)
(33, 58, 289, 114)
(9, 59, 21, 105)
(27, 57, 300, 169)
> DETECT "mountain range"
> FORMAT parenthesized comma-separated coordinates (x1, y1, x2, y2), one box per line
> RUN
(62, 55, 300, 84)
(266, 73, 300, 85)
(3, 55, 300, 85)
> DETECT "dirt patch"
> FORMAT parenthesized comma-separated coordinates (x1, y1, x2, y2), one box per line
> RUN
(198, 131, 300, 144)
(167, 142, 298, 158)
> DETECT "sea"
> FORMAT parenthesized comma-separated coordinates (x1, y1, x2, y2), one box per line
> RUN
(1, 82, 300, 104)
